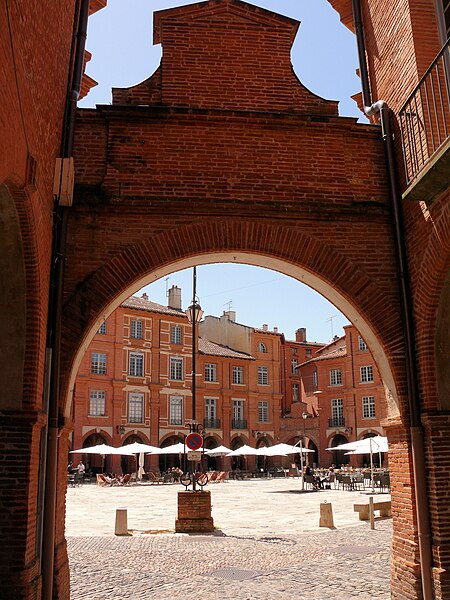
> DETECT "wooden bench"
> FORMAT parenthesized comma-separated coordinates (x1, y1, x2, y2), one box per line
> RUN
(354, 500, 392, 520)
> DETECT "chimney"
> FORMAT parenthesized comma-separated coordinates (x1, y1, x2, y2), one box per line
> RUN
(296, 327, 306, 342)
(167, 285, 182, 310)
(262, 324, 268, 332)
(223, 310, 236, 322)
(141, 293, 148, 300)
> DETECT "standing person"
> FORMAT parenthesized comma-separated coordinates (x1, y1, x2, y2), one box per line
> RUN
(76, 460, 85, 485)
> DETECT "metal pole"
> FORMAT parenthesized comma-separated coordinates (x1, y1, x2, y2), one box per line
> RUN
(300, 439, 305, 491)
(191, 267, 197, 490)
(192, 266, 197, 425)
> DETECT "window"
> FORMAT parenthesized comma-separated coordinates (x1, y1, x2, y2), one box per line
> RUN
(89, 390, 106, 416)
(292, 384, 299, 402)
(363, 396, 376, 419)
(312, 370, 318, 389)
(291, 359, 298, 374)
(129, 352, 144, 377)
(205, 398, 216, 420)
(330, 369, 342, 386)
(170, 357, 183, 380)
(171, 325, 181, 345)
(233, 399, 244, 420)
(169, 395, 183, 425)
(232, 365, 244, 384)
(258, 366, 269, 385)
(332, 398, 343, 421)
(128, 392, 144, 423)
(360, 365, 374, 383)
(292, 348, 297, 355)
(358, 336, 368, 351)
(306, 349, 312, 357)
(258, 401, 269, 422)
(131, 319, 142, 339)
(97, 321, 106, 334)
(257, 342, 267, 353)
(204, 363, 217, 382)
(91, 352, 106, 375)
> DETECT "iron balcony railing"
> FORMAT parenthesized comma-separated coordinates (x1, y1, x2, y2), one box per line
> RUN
(399, 38, 450, 185)
(328, 416, 345, 428)
(204, 417, 221, 429)
(232, 419, 248, 429)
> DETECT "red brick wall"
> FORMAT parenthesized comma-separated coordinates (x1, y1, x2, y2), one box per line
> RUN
(0, 0, 77, 597)
(61, 1, 447, 599)
(327, 1, 450, 596)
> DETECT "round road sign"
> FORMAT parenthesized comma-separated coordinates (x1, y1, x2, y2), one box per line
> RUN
(186, 432, 203, 451)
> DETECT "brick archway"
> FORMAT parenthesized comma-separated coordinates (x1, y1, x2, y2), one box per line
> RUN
(61, 228, 403, 420)
(57, 1, 428, 596)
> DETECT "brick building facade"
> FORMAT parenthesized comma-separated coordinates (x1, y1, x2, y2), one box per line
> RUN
(0, 0, 449, 598)
(296, 325, 387, 467)
(73, 288, 388, 474)
(73, 288, 285, 473)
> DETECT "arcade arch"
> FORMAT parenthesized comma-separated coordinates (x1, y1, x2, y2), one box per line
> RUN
(62, 251, 400, 423)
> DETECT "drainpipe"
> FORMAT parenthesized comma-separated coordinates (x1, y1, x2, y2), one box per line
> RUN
(351, 1, 433, 598)
(41, 2, 90, 599)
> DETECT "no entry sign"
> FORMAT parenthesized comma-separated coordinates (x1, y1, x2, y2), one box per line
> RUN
(186, 432, 203, 451)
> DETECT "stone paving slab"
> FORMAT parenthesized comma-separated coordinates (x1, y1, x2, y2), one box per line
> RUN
(67, 479, 392, 599)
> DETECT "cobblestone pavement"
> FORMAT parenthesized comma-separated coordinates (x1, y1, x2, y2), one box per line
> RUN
(67, 479, 392, 599)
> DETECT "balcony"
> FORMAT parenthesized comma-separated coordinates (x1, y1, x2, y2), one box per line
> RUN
(204, 417, 221, 429)
(399, 39, 450, 201)
(328, 416, 345, 428)
(232, 419, 247, 429)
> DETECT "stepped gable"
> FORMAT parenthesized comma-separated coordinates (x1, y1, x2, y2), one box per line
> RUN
(112, 0, 338, 116)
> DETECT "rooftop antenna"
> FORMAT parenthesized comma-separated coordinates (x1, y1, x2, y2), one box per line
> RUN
(326, 314, 338, 340)
(224, 299, 233, 311)
(164, 277, 170, 298)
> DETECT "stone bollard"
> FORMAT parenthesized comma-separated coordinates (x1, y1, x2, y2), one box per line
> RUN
(115, 508, 129, 536)
(319, 501, 334, 528)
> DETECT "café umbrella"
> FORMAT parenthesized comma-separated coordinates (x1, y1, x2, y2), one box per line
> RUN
(257, 443, 314, 488)
(120, 443, 160, 478)
(227, 444, 260, 472)
(70, 444, 135, 474)
(204, 445, 232, 456)
(328, 436, 389, 492)
(151, 442, 191, 454)
(70, 444, 135, 455)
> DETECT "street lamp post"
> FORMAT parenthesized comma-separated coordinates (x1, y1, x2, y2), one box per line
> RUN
(302, 411, 308, 451)
(175, 267, 214, 534)
(184, 266, 204, 491)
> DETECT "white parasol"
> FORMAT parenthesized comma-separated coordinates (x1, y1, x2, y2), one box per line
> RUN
(70, 444, 135, 455)
(205, 445, 232, 456)
(121, 442, 160, 454)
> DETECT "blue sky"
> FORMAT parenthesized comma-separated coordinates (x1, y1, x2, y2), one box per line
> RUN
(80, 0, 363, 342)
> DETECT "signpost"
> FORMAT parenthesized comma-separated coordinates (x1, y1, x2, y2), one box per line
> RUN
(187, 451, 202, 462)
(186, 432, 203, 451)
